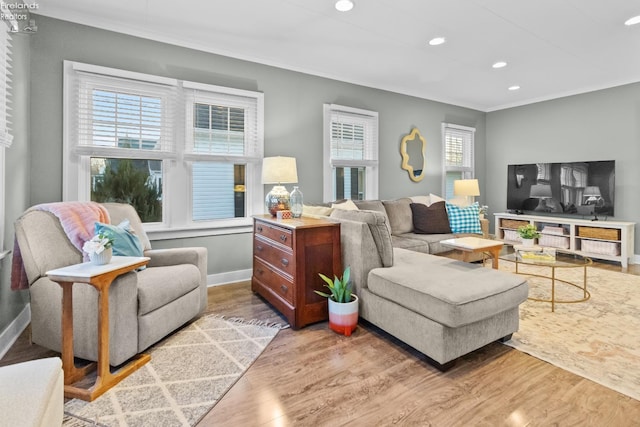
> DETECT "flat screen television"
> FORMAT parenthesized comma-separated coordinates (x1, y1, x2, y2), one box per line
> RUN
(506, 161, 615, 218)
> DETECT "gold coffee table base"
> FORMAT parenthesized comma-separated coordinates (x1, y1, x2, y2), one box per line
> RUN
(502, 251, 592, 312)
(518, 271, 591, 312)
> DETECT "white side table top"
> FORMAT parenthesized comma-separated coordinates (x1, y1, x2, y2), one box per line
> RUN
(441, 236, 504, 250)
(46, 256, 150, 280)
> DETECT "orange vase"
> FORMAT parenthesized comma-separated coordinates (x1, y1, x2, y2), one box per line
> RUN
(328, 294, 359, 336)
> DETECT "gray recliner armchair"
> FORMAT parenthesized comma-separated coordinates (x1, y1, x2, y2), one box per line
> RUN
(14, 202, 208, 366)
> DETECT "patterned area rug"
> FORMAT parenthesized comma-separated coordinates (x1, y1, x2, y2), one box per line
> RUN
(498, 260, 640, 401)
(63, 315, 284, 426)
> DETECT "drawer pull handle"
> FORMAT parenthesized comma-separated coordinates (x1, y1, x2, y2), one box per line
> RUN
(256, 245, 263, 251)
(281, 258, 289, 266)
(257, 268, 264, 275)
(280, 234, 287, 242)
(280, 284, 288, 293)
(257, 226, 263, 232)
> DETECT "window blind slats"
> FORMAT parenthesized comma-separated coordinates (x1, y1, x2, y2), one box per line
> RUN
(0, 30, 12, 148)
(185, 89, 261, 158)
(72, 71, 177, 154)
(329, 109, 378, 163)
(192, 162, 235, 220)
(442, 123, 475, 198)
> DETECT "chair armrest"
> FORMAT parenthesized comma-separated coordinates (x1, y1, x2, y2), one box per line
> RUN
(145, 247, 208, 312)
(480, 218, 489, 238)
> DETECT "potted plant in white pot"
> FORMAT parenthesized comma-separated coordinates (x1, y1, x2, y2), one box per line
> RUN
(314, 266, 358, 336)
(517, 224, 540, 247)
(82, 230, 115, 265)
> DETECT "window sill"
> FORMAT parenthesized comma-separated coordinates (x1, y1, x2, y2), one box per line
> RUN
(145, 221, 253, 241)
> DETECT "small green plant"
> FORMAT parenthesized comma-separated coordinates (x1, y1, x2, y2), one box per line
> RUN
(517, 224, 541, 239)
(314, 266, 353, 303)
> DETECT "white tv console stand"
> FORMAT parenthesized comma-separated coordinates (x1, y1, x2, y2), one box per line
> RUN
(494, 213, 635, 268)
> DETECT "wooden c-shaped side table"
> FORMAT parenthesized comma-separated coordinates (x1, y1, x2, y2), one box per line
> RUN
(46, 256, 150, 401)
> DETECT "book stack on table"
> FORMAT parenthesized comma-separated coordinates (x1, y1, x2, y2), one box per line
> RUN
(516, 246, 557, 262)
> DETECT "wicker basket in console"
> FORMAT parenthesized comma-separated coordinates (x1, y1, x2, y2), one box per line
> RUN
(577, 226, 620, 241)
(501, 219, 530, 229)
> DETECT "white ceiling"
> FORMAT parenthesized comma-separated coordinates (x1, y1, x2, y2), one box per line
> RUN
(36, 0, 640, 112)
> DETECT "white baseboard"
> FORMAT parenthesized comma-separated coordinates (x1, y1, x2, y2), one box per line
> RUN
(0, 303, 31, 360)
(207, 268, 252, 287)
(630, 254, 640, 265)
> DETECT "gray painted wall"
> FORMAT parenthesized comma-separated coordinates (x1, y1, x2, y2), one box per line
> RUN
(27, 15, 485, 277)
(486, 83, 640, 249)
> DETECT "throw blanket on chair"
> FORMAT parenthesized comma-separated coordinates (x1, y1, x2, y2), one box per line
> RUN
(10, 201, 111, 291)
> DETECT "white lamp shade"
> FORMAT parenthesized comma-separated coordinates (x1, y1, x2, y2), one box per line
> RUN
(262, 156, 298, 184)
(453, 179, 480, 197)
(529, 184, 552, 199)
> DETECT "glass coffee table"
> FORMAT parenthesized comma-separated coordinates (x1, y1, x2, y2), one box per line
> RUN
(500, 250, 592, 312)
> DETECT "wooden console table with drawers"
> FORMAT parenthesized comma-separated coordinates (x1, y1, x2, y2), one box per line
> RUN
(252, 215, 341, 329)
(494, 213, 635, 267)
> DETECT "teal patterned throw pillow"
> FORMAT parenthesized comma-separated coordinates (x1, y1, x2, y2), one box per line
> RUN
(445, 202, 482, 234)
(95, 219, 145, 257)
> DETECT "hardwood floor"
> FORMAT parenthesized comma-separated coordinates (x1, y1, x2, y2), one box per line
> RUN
(2, 260, 640, 426)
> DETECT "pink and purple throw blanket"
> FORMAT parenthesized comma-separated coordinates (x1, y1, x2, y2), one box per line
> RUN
(10, 201, 110, 291)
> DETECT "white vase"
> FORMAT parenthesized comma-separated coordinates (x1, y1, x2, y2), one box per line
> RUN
(89, 247, 112, 265)
(328, 294, 359, 336)
(521, 238, 535, 247)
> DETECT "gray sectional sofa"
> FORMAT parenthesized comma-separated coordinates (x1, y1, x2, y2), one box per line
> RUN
(351, 197, 489, 256)
(324, 208, 528, 369)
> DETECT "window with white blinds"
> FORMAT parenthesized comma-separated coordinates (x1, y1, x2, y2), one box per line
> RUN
(70, 66, 177, 159)
(442, 123, 475, 199)
(323, 104, 378, 202)
(184, 83, 263, 222)
(64, 61, 264, 234)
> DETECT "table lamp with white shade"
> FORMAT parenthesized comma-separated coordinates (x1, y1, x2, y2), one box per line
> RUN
(262, 156, 298, 216)
(453, 179, 480, 206)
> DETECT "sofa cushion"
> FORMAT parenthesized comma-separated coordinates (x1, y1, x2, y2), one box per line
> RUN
(411, 201, 452, 234)
(395, 232, 459, 254)
(409, 195, 431, 206)
(382, 198, 413, 235)
(391, 235, 431, 253)
(446, 202, 482, 234)
(354, 199, 387, 215)
(331, 209, 393, 267)
(368, 248, 528, 328)
(137, 264, 201, 315)
(102, 203, 152, 251)
(302, 204, 333, 216)
(332, 199, 359, 211)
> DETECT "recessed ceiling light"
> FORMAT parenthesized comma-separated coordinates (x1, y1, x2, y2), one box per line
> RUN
(428, 37, 446, 46)
(508, 85, 521, 91)
(492, 61, 508, 69)
(625, 15, 640, 26)
(335, 0, 354, 12)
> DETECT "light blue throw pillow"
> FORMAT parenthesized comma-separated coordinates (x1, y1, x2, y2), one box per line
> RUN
(445, 202, 482, 234)
(95, 219, 144, 257)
